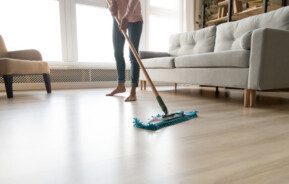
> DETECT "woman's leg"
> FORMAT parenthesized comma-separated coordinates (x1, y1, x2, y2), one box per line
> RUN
(106, 19, 126, 96)
(125, 21, 143, 101)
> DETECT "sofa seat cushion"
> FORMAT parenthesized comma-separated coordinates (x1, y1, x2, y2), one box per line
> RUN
(142, 57, 175, 69)
(175, 50, 250, 68)
(0, 58, 50, 75)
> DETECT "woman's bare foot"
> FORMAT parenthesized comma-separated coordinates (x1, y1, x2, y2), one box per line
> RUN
(125, 94, 137, 102)
(125, 87, 137, 102)
(106, 84, 126, 96)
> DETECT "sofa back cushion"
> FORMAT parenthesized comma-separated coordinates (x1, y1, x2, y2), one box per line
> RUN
(0, 35, 8, 58)
(239, 31, 252, 50)
(169, 26, 216, 56)
(214, 6, 289, 52)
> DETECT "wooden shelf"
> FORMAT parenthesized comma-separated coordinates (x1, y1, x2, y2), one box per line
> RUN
(207, 3, 282, 26)
(218, 0, 230, 7)
(235, 3, 281, 18)
(218, 0, 246, 6)
(207, 17, 227, 25)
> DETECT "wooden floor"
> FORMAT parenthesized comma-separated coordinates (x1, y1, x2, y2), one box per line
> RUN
(1, 86, 289, 184)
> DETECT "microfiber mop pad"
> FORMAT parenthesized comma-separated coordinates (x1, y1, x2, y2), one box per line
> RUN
(133, 111, 198, 131)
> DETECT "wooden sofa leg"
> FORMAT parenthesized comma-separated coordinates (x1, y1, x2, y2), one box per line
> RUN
(174, 83, 177, 92)
(244, 89, 250, 107)
(215, 87, 219, 96)
(244, 89, 256, 107)
(250, 90, 256, 107)
(43, 74, 52, 93)
(3, 75, 13, 98)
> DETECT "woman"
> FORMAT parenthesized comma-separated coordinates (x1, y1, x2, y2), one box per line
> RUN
(106, 0, 143, 102)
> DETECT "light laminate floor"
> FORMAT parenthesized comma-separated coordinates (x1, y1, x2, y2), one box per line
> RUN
(1, 87, 289, 184)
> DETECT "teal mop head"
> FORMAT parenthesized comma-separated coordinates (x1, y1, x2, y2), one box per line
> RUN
(133, 111, 198, 131)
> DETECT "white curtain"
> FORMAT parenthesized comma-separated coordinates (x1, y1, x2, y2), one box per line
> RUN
(183, 0, 196, 31)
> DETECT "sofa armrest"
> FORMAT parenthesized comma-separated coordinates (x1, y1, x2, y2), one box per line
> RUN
(248, 28, 289, 90)
(8, 49, 42, 61)
(139, 51, 171, 59)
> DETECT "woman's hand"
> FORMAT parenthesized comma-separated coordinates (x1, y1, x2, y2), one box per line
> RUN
(120, 15, 129, 31)
(109, 0, 117, 17)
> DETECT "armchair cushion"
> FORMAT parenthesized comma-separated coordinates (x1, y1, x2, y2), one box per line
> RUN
(8, 49, 42, 61)
(0, 35, 8, 58)
(0, 58, 49, 75)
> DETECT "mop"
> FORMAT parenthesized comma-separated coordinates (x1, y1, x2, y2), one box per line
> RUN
(106, 0, 198, 130)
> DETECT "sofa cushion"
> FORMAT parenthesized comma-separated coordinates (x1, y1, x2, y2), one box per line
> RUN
(214, 6, 289, 52)
(0, 58, 50, 75)
(139, 51, 171, 59)
(142, 57, 175, 69)
(240, 31, 252, 50)
(175, 50, 250, 68)
(169, 26, 216, 56)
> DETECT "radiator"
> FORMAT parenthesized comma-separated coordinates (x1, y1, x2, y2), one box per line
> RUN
(0, 62, 131, 91)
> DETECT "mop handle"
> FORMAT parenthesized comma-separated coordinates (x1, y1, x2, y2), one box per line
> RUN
(106, 0, 168, 114)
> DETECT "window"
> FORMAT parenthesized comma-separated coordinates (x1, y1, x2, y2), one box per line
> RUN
(150, 0, 180, 11)
(0, 0, 184, 62)
(76, 4, 115, 63)
(0, 0, 62, 61)
(147, 0, 182, 51)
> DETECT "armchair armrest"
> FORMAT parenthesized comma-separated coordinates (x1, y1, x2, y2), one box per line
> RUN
(139, 51, 171, 59)
(248, 28, 289, 90)
(8, 49, 42, 61)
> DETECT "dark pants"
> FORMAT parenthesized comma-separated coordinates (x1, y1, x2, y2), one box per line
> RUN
(113, 19, 143, 87)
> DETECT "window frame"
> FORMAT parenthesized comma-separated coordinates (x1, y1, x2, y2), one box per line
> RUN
(60, 0, 111, 62)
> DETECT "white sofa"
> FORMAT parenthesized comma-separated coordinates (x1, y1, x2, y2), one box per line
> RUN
(139, 6, 289, 107)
